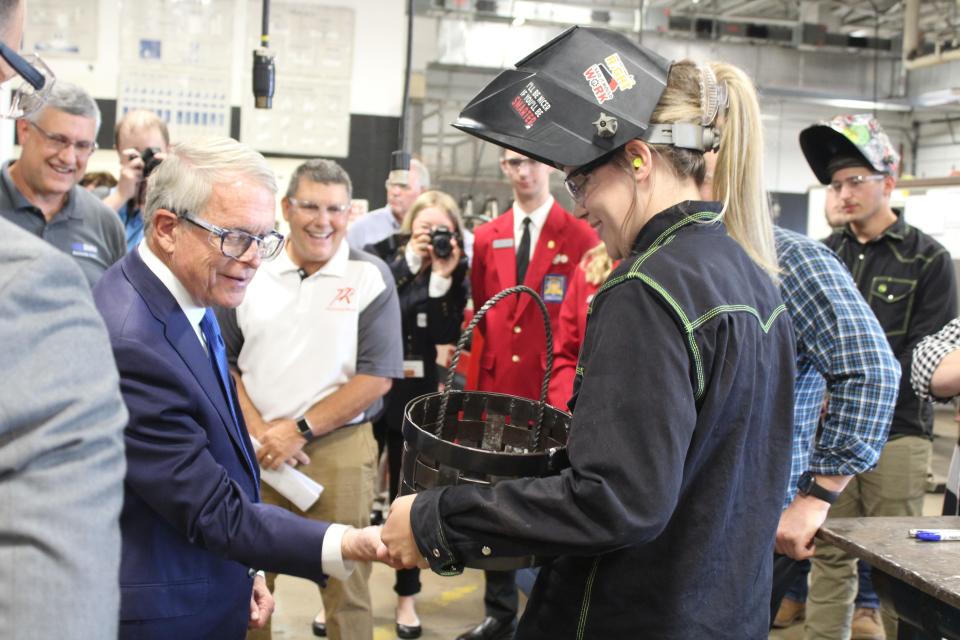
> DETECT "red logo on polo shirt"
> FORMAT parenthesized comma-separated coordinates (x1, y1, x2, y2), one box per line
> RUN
(328, 287, 357, 311)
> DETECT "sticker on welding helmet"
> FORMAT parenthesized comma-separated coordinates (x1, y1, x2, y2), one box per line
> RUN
(543, 274, 566, 303)
(604, 53, 636, 91)
(510, 81, 552, 130)
(584, 52, 635, 105)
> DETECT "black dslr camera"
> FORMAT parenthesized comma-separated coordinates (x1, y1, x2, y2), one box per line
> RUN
(430, 226, 455, 259)
(132, 147, 163, 208)
(140, 147, 163, 179)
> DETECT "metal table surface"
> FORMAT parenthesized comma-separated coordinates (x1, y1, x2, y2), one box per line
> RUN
(817, 516, 960, 639)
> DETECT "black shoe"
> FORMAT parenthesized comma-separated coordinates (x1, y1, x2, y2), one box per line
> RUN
(311, 620, 326, 637)
(396, 621, 422, 639)
(455, 616, 517, 640)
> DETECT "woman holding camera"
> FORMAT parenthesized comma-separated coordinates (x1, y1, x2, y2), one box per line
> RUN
(364, 190, 468, 639)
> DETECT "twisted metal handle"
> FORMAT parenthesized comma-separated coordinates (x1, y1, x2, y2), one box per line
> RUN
(438, 285, 554, 449)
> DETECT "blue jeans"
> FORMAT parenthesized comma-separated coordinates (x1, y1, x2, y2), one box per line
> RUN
(785, 559, 880, 609)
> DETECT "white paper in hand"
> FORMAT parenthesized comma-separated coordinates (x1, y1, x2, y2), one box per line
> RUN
(250, 437, 324, 512)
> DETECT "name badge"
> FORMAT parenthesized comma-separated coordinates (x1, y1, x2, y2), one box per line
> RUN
(542, 274, 566, 303)
(71, 242, 99, 259)
(403, 359, 425, 379)
(493, 238, 514, 249)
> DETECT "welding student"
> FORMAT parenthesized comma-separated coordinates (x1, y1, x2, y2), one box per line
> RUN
(380, 26, 796, 639)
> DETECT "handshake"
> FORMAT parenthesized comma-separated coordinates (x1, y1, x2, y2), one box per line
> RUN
(342, 495, 426, 570)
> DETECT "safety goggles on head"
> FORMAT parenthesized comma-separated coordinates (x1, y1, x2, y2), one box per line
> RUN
(0, 44, 55, 119)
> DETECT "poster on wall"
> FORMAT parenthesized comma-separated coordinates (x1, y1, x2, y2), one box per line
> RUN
(116, 0, 234, 141)
(241, 1, 354, 157)
(905, 190, 960, 259)
(24, 0, 98, 60)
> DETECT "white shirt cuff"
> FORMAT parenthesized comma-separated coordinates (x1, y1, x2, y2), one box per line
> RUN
(429, 272, 453, 298)
(404, 243, 422, 274)
(321, 523, 355, 581)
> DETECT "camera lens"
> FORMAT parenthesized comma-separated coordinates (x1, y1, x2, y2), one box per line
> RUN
(430, 226, 453, 259)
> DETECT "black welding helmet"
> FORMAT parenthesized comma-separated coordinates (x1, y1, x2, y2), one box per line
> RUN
(452, 26, 711, 170)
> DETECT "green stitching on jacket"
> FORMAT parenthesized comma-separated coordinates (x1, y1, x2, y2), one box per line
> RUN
(577, 557, 601, 640)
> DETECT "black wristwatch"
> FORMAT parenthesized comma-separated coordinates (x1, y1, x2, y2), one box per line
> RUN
(295, 415, 314, 441)
(797, 471, 840, 504)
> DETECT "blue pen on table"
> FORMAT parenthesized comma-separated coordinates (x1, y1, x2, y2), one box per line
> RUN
(914, 529, 960, 542)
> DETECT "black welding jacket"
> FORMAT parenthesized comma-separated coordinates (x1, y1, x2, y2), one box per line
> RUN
(410, 201, 796, 639)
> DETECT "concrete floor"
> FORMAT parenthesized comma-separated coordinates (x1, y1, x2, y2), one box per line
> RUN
(268, 409, 957, 640)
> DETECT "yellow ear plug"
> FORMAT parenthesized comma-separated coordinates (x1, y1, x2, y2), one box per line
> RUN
(633, 157, 644, 169)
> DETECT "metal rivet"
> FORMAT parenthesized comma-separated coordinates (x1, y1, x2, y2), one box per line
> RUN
(481, 546, 492, 556)
(592, 112, 618, 138)
(433, 548, 441, 558)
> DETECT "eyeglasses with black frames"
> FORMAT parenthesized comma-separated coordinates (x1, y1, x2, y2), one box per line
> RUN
(564, 150, 619, 206)
(287, 197, 350, 218)
(28, 121, 98, 158)
(177, 211, 285, 260)
(0, 43, 55, 119)
(828, 174, 885, 193)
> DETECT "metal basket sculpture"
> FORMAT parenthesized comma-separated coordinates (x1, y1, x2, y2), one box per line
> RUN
(400, 286, 572, 570)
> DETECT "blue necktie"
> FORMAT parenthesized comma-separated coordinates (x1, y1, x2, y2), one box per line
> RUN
(199, 309, 257, 478)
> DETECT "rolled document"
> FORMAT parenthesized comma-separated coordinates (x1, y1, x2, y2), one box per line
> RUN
(250, 437, 324, 512)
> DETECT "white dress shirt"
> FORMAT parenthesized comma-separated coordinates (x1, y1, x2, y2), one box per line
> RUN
(512, 195, 554, 262)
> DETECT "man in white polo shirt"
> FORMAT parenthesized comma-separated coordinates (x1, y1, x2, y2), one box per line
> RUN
(218, 159, 403, 640)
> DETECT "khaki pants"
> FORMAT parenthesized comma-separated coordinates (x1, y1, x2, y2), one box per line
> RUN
(804, 435, 931, 640)
(248, 422, 378, 640)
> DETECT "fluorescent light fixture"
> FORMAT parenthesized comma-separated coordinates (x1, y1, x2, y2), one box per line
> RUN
(914, 88, 960, 107)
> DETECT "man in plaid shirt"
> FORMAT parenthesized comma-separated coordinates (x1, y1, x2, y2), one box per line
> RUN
(912, 319, 960, 516)
(770, 227, 899, 630)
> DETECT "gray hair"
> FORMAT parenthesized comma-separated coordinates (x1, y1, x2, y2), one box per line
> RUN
(285, 158, 352, 200)
(144, 137, 277, 231)
(27, 81, 101, 134)
(410, 158, 430, 190)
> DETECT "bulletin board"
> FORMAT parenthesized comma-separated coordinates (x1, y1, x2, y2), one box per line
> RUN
(904, 190, 960, 258)
(115, 0, 234, 141)
(24, 0, 99, 60)
(241, 1, 354, 157)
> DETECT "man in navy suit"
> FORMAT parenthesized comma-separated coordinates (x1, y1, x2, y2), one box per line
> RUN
(93, 137, 382, 639)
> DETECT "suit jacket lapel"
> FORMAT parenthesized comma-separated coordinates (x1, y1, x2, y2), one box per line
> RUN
(492, 211, 518, 292)
(517, 203, 567, 319)
(121, 251, 259, 483)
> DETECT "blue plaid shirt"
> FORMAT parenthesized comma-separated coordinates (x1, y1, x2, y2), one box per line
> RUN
(776, 226, 899, 509)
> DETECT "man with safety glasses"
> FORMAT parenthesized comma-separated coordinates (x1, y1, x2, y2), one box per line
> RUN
(218, 158, 403, 640)
(797, 115, 957, 639)
(0, 1, 129, 638)
(0, 80, 124, 286)
(93, 140, 385, 639)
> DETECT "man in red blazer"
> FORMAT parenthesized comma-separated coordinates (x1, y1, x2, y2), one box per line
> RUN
(461, 148, 596, 640)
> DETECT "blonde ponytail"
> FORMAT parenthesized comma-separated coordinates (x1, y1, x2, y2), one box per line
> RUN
(709, 62, 779, 279)
(647, 60, 779, 280)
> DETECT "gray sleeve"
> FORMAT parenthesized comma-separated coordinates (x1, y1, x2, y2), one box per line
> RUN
(0, 229, 127, 637)
(214, 305, 244, 368)
(356, 252, 405, 379)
